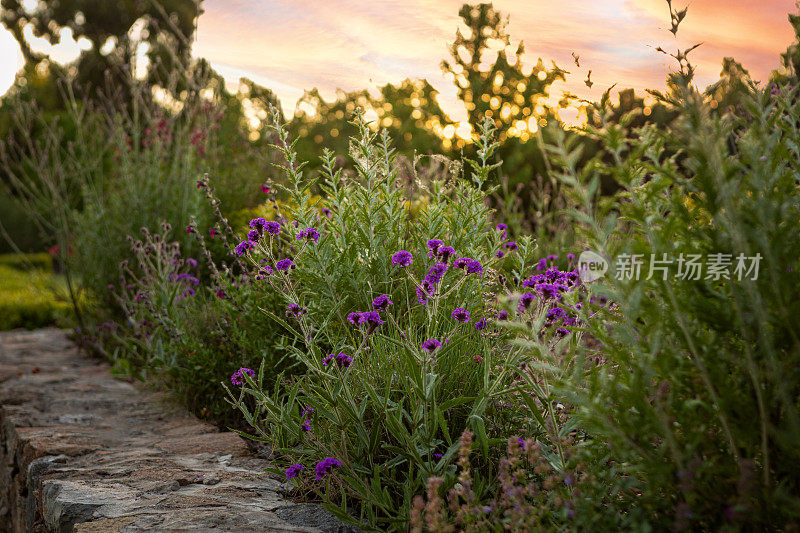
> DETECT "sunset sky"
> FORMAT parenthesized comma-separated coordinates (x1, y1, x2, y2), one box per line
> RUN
(1, 0, 796, 122)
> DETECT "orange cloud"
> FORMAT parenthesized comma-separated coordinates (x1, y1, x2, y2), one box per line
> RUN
(190, 0, 799, 118)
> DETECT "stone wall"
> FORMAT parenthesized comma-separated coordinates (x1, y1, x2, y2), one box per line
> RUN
(0, 329, 353, 532)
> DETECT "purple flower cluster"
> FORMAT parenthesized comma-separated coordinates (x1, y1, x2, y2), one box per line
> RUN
(249, 217, 281, 236)
(416, 281, 434, 304)
(426, 262, 448, 284)
(230, 367, 255, 386)
(496, 223, 508, 239)
(285, 463, 304, 480)
(391, 250, 413, 267)
(426, 239, 444, 258)
(286, 303, 307, 318)
(296, 227, 321, 243)
(255, 266, 273, 280)
(347, 310, 385, 334)
(275, 258, 294, 271)
(314, 457, 343, 480)
(452, 307, 470, 323)
(421, 338, 442, 353)
(372, 294, 393, 310)
(234, 240, 256, 256)
(452, 257, 483, 276)
(522, 267, 580, 300)
(427, 239, 459, 263)
(323, 352, 353, 369)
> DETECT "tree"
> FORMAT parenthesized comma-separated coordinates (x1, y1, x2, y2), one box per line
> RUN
(441, 3, 567, 145)
(1, 0, 201, 99)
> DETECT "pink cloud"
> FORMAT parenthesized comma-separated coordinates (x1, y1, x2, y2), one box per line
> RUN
(194, 0, 798, 117)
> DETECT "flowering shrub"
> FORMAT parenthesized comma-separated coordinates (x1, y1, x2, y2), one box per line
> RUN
(97, 222, 294, 425)
(223, 112, 598, 529)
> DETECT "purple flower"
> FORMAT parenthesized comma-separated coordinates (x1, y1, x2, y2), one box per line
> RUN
(255, 266, 273, 280)
(230, 367, 255, 386)
(547, 254, 559, 261)
(475, 318, 487, 331)
(209, 227, 219, 239)
(357, 311, 384, 333)
(275, 258, 293, 271)
(421, 339, 442, 353)
(496, 250, 505, 258)
(425, 262, 449, 284)
(518, 292, 536, 312)
(285, 464, 304, 480)
(322, 354, 334, 366)
(566, 253, 575, 262)
(261, 183, 271, 194)
(314, 457, 343, 480)
(536, 283, 563, 300)
(523, 274, 545, 288)
(302, 406, 315, 418)
(301, 420, 312, 432)
(437, 246, 456, 262)
(234, 240, 255, 256)
(465, 260, 483, 275)
(454, 257, 471, 269)
(517, 437, 526, 450)
(546, 307, 568, 322)
(249, 217, 268, 230)
(216, 289, 226, 299)
(286, 303, 307, 318)
(296, 227, 321, 243)
(186, 258, 197, 269)
(247, 229, 260, 241)
(497, 310, 508, 320)
(186, 225, 195, 235)
(335, 352, 353, 368)
(347, 312, 360, 325)
(265, 221, 281, 235)
(503, 241, 518, 250)
(452, 307, 471, 323)
(392, 250, 413, 267)
(321, 207, 332, 217)
(372, 294, 393, 310)
(496, 223, 508, 231)
(416, 281, 434, 304)
(535, 258, 548, 270)
(426, 239, 444, 258)
(196, 180, 206, 189)
(556, 327, 571, 336)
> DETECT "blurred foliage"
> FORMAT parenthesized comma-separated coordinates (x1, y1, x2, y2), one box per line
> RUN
(1, 0, 200, 96)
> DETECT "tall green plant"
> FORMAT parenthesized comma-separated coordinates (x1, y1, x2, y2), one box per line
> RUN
(225, 112, 559, 530)
(545, 53, 800, 531)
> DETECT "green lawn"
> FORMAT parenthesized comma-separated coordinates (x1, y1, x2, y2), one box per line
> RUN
(0, 254, 73, 330)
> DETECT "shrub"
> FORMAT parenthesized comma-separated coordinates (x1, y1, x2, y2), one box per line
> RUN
(220, 111, 597, 530)
(88, 222, 293, 426)
(540, 74, 800, 528)
(0, 66, 278, 327)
